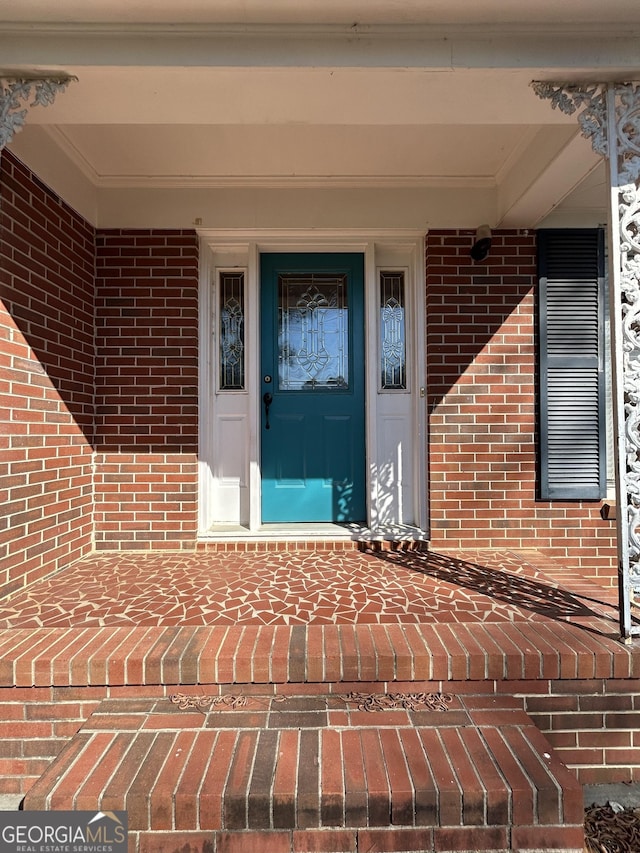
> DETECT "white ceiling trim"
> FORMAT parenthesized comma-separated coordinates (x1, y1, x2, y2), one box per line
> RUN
(41, 125, 99, 184)
(493, 126, 544, 186)
(1, 22, 639, 37)
(2, 0, 640, 28)
(497, 133, 602, 227)
(198, 227, 426, 252)
(85, 174, 499, 191)
(2, 26, 640, 72)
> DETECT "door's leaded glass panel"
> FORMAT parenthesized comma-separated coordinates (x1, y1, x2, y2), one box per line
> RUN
(278, 273, 349, 391)
(380, 270, 406, 390)
(219, 271, 245, 390)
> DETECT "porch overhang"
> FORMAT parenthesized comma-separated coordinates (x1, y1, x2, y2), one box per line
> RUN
(2, 1, 639, 230)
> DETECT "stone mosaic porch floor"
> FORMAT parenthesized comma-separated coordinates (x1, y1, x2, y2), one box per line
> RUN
(0, 547, 621, 631)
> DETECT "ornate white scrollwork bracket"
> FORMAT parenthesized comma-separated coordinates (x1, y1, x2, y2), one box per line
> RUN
(533, 81, 640, 640)
(0, 76, 76, 149)
(531, 82, 609, 155)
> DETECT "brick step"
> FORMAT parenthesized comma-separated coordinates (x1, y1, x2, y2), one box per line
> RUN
(23, 692, 584, 852)
(2, 623, 636, 690)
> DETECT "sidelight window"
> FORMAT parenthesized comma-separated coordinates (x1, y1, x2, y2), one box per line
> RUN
(218, 271, 245, 391)
(379, 270, 407, 390)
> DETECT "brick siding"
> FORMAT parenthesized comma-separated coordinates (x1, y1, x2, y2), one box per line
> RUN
(522, 678, 640, 785)
(0, 156, 618, 578)
(0, 151, 95, 598)
(0, 686, 104, 796)
(94, 230, 199, 549)
(425, 230, 617, 584)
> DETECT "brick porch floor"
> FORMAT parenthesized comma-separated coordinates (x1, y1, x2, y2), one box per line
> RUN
(0, 546, 622, 629)
(1, 547, 638, 851)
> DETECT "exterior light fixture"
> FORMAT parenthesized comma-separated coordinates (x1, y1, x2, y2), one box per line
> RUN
(470, 225, 492, 262)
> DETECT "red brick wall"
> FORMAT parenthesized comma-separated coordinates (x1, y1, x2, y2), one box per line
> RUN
(0, 686, 103, 796)
(94, 230, 199, 549)
(425, 229, 617, 584)
(0, 156, 618, 578)
(0, 151, 95, 598)
(522, 678, 640, 785)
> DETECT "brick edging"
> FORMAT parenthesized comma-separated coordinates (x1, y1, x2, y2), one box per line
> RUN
(0, 623, 636, 688)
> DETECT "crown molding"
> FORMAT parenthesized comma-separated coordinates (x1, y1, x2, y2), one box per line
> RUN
(94, 174, 497, 190)
(42, 126, 497, 191)
(1, 21, 639, 38)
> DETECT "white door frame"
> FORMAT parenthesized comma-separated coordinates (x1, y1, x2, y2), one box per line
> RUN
(198, 228, 427, 535)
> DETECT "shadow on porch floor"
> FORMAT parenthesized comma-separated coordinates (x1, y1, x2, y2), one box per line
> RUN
(0, 546, 622, 633)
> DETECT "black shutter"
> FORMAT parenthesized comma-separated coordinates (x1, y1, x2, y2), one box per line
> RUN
(538, 228, 605, 500)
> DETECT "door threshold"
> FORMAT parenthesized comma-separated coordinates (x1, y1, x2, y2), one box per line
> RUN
(200, 522, 428, 543)
(201, 522, 355, 542)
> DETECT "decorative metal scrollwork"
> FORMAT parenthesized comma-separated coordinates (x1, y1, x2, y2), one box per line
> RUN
(534, 81, 640, 638)
(531, 82, 608, 155)
(620, 170, 640, 583)
(0, 76, 76, 149)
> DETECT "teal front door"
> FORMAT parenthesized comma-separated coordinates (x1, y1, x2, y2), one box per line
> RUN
(260, 253, 366, 523)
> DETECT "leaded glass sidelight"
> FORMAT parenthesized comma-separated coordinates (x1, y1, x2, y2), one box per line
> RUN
(219, 271, 245, 390)
(278, 273, 349, 390)
(380, 270, 406, 390)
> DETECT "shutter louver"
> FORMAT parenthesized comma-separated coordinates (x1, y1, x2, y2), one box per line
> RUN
(538, 229, 605, 500)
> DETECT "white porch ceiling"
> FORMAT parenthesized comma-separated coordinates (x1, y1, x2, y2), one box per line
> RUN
(2, 1, 638, 229)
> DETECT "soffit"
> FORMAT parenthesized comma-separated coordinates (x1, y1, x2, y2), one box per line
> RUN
(47, 123, 549, 186)
(14, 66, 579, 202)
(20, 68, 589, 127)
(3, 3, 638, 227)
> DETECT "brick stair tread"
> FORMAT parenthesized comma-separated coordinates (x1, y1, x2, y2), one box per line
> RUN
(3, 621, 636, 689)
(23, 694, 584, 841)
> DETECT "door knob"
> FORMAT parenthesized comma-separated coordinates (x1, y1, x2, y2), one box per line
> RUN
(263, 392, 273, 430)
